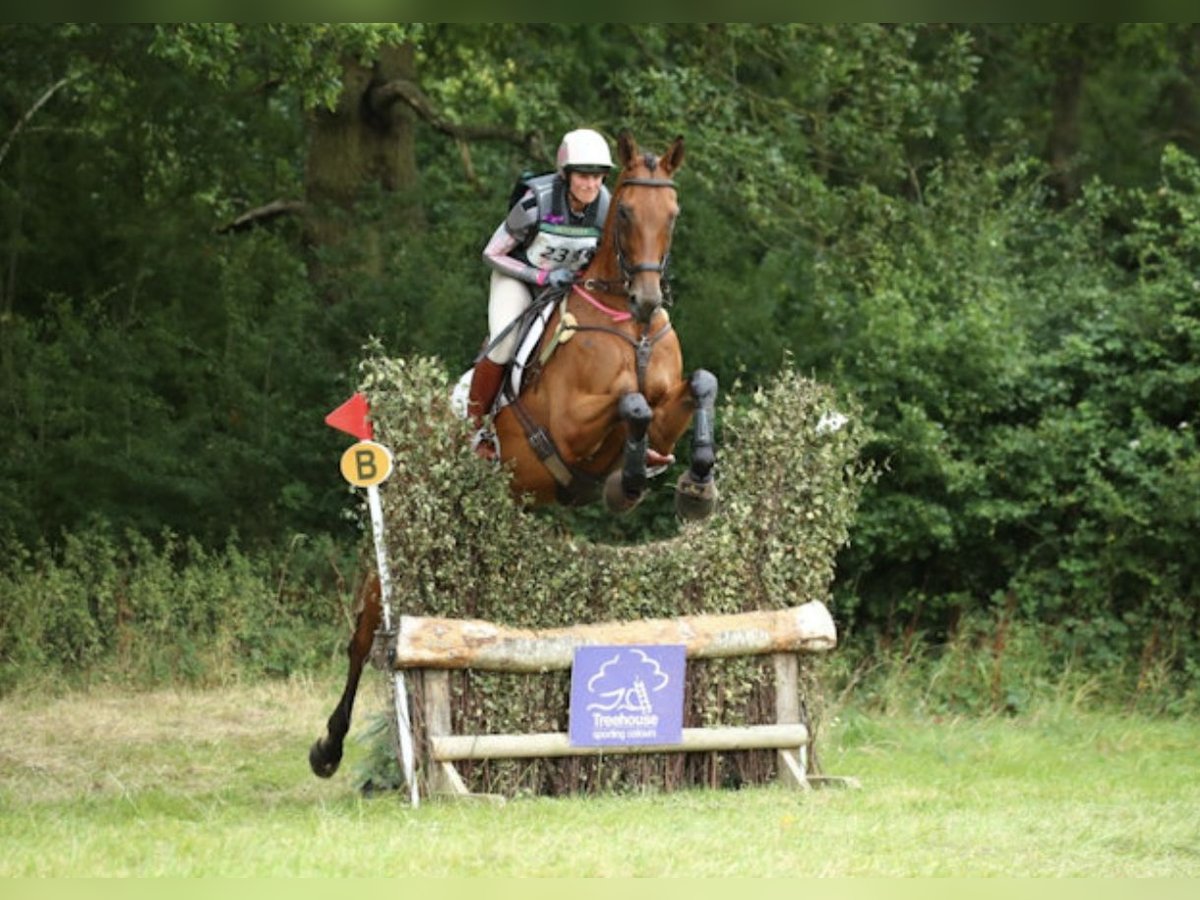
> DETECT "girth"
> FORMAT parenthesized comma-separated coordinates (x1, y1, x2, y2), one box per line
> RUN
(506, 395, 603, 506)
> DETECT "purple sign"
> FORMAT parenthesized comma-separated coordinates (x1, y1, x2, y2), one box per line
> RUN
(569, 645, 685, 747)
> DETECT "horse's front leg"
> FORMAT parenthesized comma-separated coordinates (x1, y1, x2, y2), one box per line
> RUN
(603, 391, 653, 514)
(675, 368, 719, 521)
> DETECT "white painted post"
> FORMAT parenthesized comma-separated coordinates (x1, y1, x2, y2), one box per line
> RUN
(367, 482, 418, 808)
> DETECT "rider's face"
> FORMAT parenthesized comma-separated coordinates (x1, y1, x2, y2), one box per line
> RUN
(567, 171, 604, 208)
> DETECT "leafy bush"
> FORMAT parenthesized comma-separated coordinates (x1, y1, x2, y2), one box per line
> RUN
(0, 524, 355, 694)
(796, 145, 1199, 699)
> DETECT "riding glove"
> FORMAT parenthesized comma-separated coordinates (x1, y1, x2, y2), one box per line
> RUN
(546, 269, 575, 289)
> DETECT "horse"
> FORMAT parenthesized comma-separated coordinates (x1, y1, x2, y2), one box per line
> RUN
(309, 130, 718, 779)
(487, 129, 719, 516)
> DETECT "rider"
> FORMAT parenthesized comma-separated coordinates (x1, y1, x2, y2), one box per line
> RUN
(466, 128, 615, 454)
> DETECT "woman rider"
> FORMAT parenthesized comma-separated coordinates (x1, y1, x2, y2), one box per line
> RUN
(466, 128, 615, 456)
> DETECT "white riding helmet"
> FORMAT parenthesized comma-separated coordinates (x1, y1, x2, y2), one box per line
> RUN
(556, 128, 614, 175)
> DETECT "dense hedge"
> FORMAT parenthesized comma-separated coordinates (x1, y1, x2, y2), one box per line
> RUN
(0, 526, 354, 694)
(806, 148, 1200, 702)
(357, 350, 868, 794)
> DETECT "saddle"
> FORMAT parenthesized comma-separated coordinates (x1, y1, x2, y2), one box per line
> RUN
(450, 292, 568, 424)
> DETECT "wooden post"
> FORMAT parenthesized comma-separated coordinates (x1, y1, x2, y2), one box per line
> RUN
(773, 652, 809, 789)
(429, 723, 809, 761)
(421, 670, 469, 798)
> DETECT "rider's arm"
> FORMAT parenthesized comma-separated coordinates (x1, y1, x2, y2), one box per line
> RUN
(481, 191, 551, 286)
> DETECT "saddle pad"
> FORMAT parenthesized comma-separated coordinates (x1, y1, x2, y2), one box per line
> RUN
(450, 299, 559, 420)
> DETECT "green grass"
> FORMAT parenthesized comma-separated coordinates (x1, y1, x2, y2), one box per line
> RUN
(1, 675, 1197, 876)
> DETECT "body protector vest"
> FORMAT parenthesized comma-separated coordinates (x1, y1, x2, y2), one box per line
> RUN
(509, 173, 611, 274)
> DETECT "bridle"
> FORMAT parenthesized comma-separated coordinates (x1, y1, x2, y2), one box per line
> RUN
(583, 175, 677, 313)
(557, 171, 680, 393)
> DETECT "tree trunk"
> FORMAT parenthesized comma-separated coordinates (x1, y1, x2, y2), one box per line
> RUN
(1164, 25, 1200, 154)
(392, 602, 838, 672)
(1046, 28, 1086, 205)
(303, 43, 422, 293)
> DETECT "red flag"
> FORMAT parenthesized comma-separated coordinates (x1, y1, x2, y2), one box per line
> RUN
(325, 392, 374, 441)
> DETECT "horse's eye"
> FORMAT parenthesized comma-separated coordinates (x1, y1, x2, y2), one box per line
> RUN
(617, 204, 632, 222)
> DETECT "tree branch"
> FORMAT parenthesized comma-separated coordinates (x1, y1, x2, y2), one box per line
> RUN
(0, 73, 81, 171)
(369, 77, 545, 158)
(216, 199, 307, 234)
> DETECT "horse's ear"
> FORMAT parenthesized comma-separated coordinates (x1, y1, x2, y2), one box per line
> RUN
(617, 129, 638, 168)
(662, 135, 685, 175)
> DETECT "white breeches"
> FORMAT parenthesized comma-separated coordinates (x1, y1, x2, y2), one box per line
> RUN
(485, 271, 534, 364)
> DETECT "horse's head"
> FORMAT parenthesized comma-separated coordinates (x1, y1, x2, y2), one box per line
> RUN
(612, 130, 684, 325)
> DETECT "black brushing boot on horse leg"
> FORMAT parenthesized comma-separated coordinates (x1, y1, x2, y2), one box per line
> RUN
(675, 368, 719, 521)
(604, 391, 654, 513)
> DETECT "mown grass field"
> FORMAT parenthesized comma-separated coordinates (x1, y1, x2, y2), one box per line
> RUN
(1, 674, 1197, 877)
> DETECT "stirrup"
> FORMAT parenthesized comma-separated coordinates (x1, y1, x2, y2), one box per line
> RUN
(471, 428, 499, 461)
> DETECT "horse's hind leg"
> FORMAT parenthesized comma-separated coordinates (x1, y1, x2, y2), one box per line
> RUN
(309, 571, 381, 778)
(604, 391, 653, 513)
(676, 368, 719, 521)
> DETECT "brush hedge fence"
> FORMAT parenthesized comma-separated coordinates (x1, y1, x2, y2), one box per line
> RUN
(355, 350, 869, 795)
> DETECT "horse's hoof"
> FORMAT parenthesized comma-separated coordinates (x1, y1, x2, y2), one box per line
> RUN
(675, 473, 718, 521)
(309, 739, 342, 778)
(603, 470, 644, 514)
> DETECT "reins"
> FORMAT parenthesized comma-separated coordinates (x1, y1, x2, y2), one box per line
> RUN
(571, 283, 631, 322)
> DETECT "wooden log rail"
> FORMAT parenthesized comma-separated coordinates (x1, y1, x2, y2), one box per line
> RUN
(391, 601, 838, 798)
(394, 601, 837, 672)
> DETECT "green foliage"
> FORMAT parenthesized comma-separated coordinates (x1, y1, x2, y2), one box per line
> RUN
(149, 24, 423, 112)
(805, 144, 1200, 696)
(0, 24, 368, 547)
(0, 525, 354, 694)
(964, 25, 1200, 193)
(826, 613, 1199, 722)
(2, 23, 1199, 708)
(0, 232, 358, 546)
(993, 148, 1200, 681)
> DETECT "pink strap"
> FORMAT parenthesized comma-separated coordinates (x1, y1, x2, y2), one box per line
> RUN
(572, 284, 631, 322)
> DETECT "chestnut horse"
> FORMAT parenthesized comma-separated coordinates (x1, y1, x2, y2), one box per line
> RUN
(309, 130, 718, 779)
